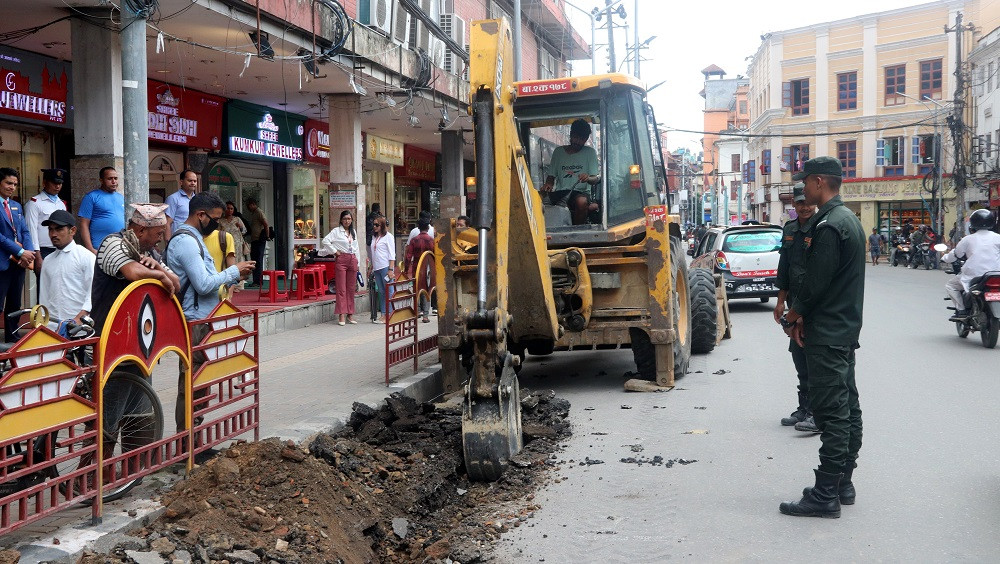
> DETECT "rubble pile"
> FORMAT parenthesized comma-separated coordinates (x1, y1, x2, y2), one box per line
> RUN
(79, 390, 571, 563)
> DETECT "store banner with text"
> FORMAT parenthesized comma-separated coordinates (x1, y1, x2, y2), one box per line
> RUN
(363, 133, 404, 166)
(303, 119, 330, 166)
(394, 145, 438, 182)
(0, 45, 72, 128)
(224, 100, 305, 162)
(147, 80, 224, 150)
(841, 177, 953, 202)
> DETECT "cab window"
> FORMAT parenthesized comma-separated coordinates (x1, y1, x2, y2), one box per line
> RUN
(605, 93, 647, 225)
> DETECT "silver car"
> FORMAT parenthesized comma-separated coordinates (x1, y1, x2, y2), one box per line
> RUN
(690, 224, 783, 302)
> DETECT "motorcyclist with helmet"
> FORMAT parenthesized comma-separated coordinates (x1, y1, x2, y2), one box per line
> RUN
(941, 209, 1000, 321)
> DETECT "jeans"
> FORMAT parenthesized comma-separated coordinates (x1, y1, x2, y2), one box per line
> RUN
(373, 267, 388, 315)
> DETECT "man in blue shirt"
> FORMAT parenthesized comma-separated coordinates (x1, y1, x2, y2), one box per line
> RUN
(78, 167, 125, 253)
(165, 169, 198, 237)
(165, 191, 254, 430)
(0, 168, 35, 342)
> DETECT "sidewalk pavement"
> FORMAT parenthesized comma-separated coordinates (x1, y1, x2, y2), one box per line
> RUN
(1, 316, 443, 560)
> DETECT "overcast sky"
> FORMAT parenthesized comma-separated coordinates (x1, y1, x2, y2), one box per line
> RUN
(562, 0, 936, 154)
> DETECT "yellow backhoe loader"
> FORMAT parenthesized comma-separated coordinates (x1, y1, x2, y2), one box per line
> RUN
(435, 18, 728, 481)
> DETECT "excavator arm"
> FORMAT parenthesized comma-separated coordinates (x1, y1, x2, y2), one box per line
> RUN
(458, 18, 560, 481)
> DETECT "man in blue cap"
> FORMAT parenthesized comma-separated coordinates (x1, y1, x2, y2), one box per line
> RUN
(25, 168, 68, 270)
(777, 156, 865, 519)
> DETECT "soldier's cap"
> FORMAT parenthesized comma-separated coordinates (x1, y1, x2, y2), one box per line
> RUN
(129, 203, 169, 227)
(41, 209, 76, 228)
(41, 168, 66, 184)
(793, 182, 806, 202)
(792, 156, 842, 181)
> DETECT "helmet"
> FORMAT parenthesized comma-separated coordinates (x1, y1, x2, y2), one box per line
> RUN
(969, 209, 996, 233)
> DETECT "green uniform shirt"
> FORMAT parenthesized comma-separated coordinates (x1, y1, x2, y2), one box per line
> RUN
(789, 195, 866, 346)
(776, 217, 811, 302)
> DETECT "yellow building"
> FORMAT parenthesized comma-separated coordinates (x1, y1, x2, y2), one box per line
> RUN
(746, 0, 997, 236)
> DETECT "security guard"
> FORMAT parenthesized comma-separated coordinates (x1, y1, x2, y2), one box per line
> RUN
(25, 168, 68, 260)
(773, 184, 818, 433)
(777, 156, 865, 519)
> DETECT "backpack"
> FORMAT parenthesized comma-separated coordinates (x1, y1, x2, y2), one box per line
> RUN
(164, 229, 206, 310)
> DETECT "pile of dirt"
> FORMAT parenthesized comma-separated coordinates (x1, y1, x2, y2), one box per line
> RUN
(80, 389, 571, 563)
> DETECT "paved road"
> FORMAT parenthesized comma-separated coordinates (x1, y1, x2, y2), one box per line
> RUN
(493, 263, 1000, 562)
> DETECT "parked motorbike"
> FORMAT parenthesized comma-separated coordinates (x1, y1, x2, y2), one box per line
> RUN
(937, 243, 1000, 348)
(891, 237, 913, 267)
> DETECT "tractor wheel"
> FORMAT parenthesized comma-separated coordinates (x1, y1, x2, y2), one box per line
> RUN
(688, 268, 718, 354)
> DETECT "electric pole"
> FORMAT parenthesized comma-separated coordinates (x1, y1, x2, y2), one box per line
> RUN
(121, 2, 152, 208)
(595, 0, 626, 74)
(946, 11, 975, 238)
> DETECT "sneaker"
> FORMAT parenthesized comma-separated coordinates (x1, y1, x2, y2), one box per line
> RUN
(794, 416, 821, 433)
(781, 408, 809, 426)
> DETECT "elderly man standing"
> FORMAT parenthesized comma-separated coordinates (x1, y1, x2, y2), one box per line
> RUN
(165, 192, 254, 431)
(90, 203, 179, 332)
(38, 210, 94, 324)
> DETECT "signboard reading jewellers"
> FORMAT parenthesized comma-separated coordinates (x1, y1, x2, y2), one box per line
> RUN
(0, 45, 72, 128)
(224, 100, 305, 162)
(147, 80, 224, 150)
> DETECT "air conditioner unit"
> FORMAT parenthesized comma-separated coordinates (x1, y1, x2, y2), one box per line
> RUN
(391, 0, 411, 45)
(439, 13, 466, 75)
(360, 0, 392, 36)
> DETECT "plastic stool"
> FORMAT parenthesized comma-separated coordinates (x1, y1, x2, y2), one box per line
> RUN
(292, 267, 322, 300)
(306, 265, 327, 297)
(259, 270, 289, 302)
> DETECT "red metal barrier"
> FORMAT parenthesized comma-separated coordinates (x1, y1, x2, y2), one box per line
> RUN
(385, 251, 439, 384)
(0, 327, 100, 534)
(0, 280, 261, 535)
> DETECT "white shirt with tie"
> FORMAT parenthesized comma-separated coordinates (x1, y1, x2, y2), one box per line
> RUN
(39, 240, 95, 321)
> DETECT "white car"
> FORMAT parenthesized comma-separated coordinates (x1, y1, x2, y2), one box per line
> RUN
(689, 224, 783, 302)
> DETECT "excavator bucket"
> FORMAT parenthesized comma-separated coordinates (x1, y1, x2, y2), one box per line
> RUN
(461, 352, 522, 481)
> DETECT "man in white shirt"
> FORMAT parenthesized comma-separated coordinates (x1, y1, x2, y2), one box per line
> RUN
(942, 209, 1000, 321)
(38, 210, 94, 324)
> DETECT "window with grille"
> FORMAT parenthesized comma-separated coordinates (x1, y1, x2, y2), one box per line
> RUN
(782, 144, 810, 172)
(760, 149, 771, 175)
(782, 78, 809, 116)
(538, 47, 557, 80)
(920, 59, 943, 100)
(837, 72, 857, 111)
(837, 141, 857, 178)
(877, 137, 905, 176)
(885, 65, 905, 106)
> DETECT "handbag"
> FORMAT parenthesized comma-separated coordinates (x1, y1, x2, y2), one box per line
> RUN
(356, 270, 365, 288)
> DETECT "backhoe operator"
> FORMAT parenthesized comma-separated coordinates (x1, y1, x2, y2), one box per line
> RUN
(540, 119, 600, 225)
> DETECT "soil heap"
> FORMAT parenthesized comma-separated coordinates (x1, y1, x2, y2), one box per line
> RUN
(79, 389, 571, 563)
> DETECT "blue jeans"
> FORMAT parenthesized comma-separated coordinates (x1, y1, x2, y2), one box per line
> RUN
(373, 267, 388, 314)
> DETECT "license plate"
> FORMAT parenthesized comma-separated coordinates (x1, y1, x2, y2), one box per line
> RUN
(737, 283, 775, 293)
(985, 291, 1000, 302)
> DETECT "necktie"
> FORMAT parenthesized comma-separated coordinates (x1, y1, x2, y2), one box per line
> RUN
(4, 200, 13, 225)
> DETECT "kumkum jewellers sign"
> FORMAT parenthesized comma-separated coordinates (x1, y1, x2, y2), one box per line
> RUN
(224, 101, 305, 162)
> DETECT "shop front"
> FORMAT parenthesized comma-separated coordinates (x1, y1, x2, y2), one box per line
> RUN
(146, 79, 225, 203)
(840, 176, 955, 238)
(291, 118, 333, 263)
(363, 133, 404, 242)
(393, 145, 440, 237)
(0, 44, 73, 204)
(216, 100, 306, 273)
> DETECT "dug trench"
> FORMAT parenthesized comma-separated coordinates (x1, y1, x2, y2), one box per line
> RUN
(75, 390, 571, 564)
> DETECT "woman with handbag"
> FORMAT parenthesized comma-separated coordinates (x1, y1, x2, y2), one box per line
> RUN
(320, 210, 361, 325)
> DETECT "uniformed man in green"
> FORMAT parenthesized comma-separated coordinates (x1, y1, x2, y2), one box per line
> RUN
(777, 156, 865, 519)
(773, 184, 819, 433)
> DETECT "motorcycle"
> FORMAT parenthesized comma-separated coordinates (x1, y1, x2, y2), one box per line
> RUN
(909, 242, 932, 270)
(891, 237, 912, 267)
(937, 243, 1000, 348)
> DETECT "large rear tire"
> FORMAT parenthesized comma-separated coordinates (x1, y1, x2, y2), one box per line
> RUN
(688, 268, 718, 354)
(982, 315, 999, 349)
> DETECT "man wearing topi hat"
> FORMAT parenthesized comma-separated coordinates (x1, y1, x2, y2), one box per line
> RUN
(89, 203, 180, 331)
(776, 156, 865, 519)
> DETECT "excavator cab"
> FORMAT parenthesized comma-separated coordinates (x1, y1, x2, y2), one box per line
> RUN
(515, 75, 666, 245)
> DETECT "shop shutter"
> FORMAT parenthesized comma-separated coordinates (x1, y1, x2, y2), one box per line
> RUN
(876, 139, 885, 166)
(911, 136, 922, 164)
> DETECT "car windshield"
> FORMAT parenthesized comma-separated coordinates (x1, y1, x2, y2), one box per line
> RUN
(722, 230, 782, 253)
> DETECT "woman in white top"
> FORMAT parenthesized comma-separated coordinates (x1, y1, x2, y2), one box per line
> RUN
(321, 210, 361, 325)
(369, 216, 396, 322)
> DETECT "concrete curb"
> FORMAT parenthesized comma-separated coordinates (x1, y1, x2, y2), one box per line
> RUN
(6, 364, 446, 563)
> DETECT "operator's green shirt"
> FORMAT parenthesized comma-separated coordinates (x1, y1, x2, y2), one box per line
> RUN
(776, 217, 811, 302)
(789, 195, 866, 346)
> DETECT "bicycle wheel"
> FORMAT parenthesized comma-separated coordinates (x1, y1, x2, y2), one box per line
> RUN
(100, 370, 163, 502)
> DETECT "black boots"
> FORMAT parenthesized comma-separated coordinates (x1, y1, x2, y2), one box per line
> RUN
(780, 469, 843, 518)
(781, 392, 811, 426)
(801, 465, 856, 505)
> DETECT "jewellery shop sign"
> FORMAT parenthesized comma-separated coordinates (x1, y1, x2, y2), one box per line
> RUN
(0, 45, 72, 128)
(147, 79, 225, 150)
(224, 100, 305, 162)
(840, 176, 952, 202)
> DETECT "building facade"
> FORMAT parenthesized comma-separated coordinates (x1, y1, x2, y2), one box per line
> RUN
(745, 0, 993, 236)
